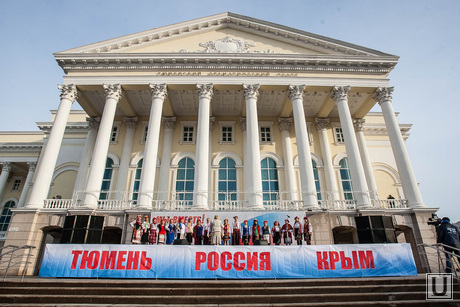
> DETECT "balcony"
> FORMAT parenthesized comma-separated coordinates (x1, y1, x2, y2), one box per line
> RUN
(41, 191, 409, 211)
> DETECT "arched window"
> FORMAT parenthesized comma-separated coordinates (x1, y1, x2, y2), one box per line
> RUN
(176, 157, 194, 205)
(312, 160, 322, 201)
(261, 157, 279, 205)
(218, 158, 237, 202)
(131, 159, 143, 204)
(99, 158, 114, 200)
(0, 200, 15, 233)
(339, 157, 354, 200)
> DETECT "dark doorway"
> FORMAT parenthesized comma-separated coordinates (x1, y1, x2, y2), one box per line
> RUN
(333, 226, 358, 244)
(102, 227, 122, 244)
(34, 227, 62, 275)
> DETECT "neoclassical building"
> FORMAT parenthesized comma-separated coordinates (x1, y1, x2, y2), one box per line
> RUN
(0, 13, 437, 274)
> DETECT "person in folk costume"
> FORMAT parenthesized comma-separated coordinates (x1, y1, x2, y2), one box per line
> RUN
(272, 221, 281, 245)
(203, 218, 212, 245)
(176, 218, 186, 240)
(130, 215, 143, 244)
(242, 220, 251, 245)
(157, 219, 167, 245)
(140, 215, 150, 244)
(211, 215, 223, 245)
(303, 217, 313, 245)
(222, 219, 231, 245)
(293, 216, 302, 245)
(281, 219, 293, 245)
(165, 218, 176, 245)
(232, 216, 241, 245)
(262, 221, 271, 244)
(149, 217, 158, 245)
(193, 219, 203, 245)
(252, 219, 261, 244)
(185, 217, 194, 244)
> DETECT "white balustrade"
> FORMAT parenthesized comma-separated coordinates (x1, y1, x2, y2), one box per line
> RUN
(43, 199, 73, 209)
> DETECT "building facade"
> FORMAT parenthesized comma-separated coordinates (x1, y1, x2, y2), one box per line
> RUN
(0, 13, 437, 274)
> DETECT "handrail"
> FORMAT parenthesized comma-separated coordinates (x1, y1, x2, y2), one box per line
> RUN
(417, 243, 459, 282)
(0, 245, 36, 281)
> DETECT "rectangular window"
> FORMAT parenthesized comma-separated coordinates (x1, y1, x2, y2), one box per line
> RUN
(334, 127, 345, 144)
(182, 126, 194, 143)
(260, 126, 271, 142)
(143, 126, 148, 143)
(221, 126, 233, 143)
(110, 125, 119, 143)
(12, 179, 21, 191)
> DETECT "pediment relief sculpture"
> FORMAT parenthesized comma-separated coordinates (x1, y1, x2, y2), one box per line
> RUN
(179, 36, 274, 53)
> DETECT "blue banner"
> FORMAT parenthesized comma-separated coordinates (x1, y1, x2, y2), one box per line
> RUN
(39, 243, 417, 279)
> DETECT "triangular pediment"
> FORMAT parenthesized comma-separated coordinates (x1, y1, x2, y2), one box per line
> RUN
(55, 12, 395, 58)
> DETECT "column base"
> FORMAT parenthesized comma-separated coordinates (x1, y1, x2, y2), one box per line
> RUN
(24, 202, 44, 209)
(408, 202, 426, 209)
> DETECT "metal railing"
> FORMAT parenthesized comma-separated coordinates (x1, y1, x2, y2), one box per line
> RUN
(418, 243, 460, 281)
(0, 245, 35, 281)
(41, 190, 408, 211)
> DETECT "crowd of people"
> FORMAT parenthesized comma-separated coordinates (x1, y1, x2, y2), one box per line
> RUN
(130, 215, 313, 246)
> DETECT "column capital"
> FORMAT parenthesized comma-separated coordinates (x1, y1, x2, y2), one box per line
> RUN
(331, 85, 350, 101)
(58, 84, 78, 101)
(162, 117, 176, 130)
(149, 83, 168, 100)
(86, 117, 100, 131)
(278, 118, 293, 132)
(374, 87, 394, 104)
(103, 84, 123, 100)
(243, 84, 260, 100)
(353, 118, 365, 132)
(27, 162, 36, 172)
(1, 162, 12, 172)
(288, 85, 306, 100)
(124, 117, 138, 130)
(239, 117, 247, 132)
(315, 118, 330, 131)
(197, 83, 214, 99)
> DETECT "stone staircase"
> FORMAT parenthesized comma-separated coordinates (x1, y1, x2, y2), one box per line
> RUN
(0, 276, 459, 306)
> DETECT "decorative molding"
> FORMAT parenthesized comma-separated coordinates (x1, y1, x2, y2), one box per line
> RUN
(1, 162, 12, 173)
(197, 83, 214, 100)
(315, 118, 330, 131)
(278, 118, 292, 132)
(0, 144, 43, 152)
(27, 162, 36, 172)
(331, 85, 350, 101)
(103, 84, 123, 100)
(162, 117, 176, 130)
(353, 118, 365, 132)
(149, 83, 168, 100)
(288, 85, 306, 100)
(58, 84, 78, 101)
(198, 36, 255, 53)
(374, 87, 394, 103)
(243, 84, 260, 100)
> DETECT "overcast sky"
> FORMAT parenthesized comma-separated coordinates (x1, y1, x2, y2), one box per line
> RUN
(0, 0, 458, 222)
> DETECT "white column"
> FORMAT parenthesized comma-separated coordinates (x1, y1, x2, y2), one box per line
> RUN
(278, 118, 297, 201)
(157, 117, 176, 201)
(0, 163, 12, 201)
(315, 118, 340, 201)
(82, 84, 122, 209)
(331, 86, 371, 208)
(17, 162, 36, 208)
(114, 117, 138, 200)
(240, 117, 249, 205)
(193, 84, 213, 209)
(354, 119, 379, 200)
(375, 87, 425, 208)
(26, 84, 77, 208)
(243, 84, 263, 209)
(138, 84, 168, 209)
(288, 85, 319, 209)
(73, 117, 99, 194)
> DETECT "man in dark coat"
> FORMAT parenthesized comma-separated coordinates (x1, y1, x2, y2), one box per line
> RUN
(437, 217, 460, 273)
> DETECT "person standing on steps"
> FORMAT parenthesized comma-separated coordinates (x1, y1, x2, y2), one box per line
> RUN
(437, 216, 460, 273)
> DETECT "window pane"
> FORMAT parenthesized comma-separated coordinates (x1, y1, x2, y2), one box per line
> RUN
(177, 169, 185, 180)
(185, 181, 194, 191)
(219, 158, 227, 168)
(228, 182, 237, 191)
(176, 181, 184, 191)
(228, 169, 236, 180)
(261, 158, 267, 168)
(218, 169, 227, 180)
(186, 169, 194, 180)
(261, 169, 269, 180)
(218, 181, 227, 191)
(262, 181, 269, 191)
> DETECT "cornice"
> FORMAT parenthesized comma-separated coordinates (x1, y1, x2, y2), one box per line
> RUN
(363, 124, 411, 136)
(55, 12, 397, 59)
(56, 53, 397, 75)
(37, 122, 88, 133)
(0, 144, 43, 152)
